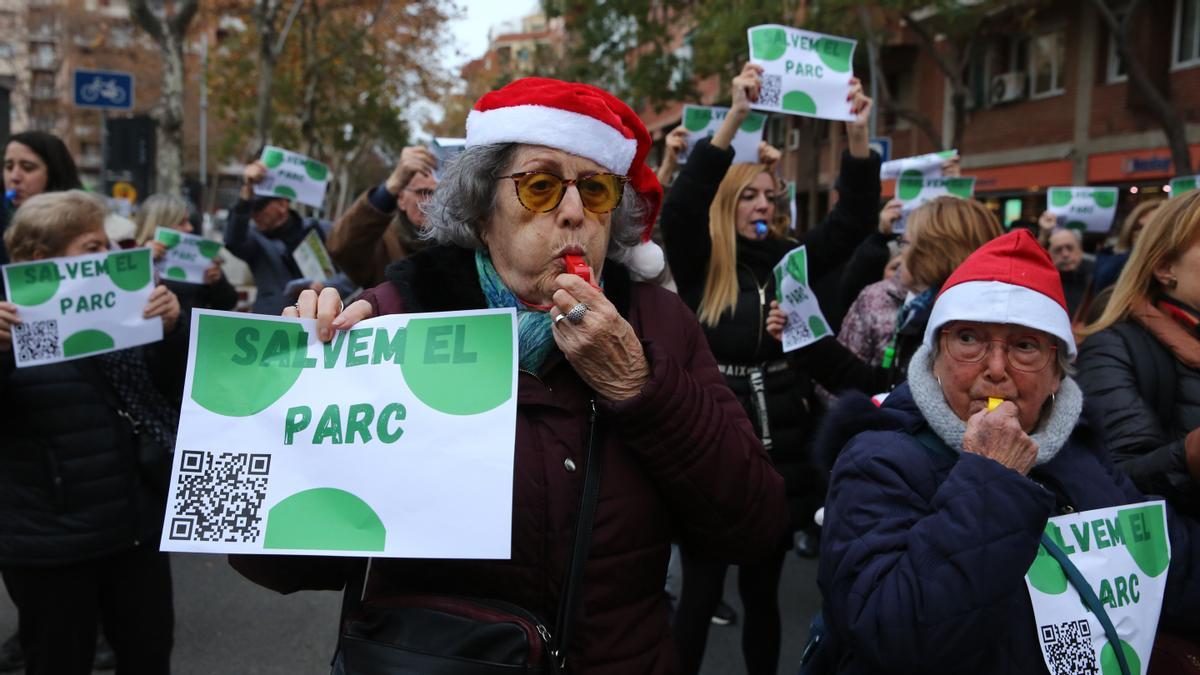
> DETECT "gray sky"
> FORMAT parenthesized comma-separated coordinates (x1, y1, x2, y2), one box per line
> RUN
(445, 0, 541, 71)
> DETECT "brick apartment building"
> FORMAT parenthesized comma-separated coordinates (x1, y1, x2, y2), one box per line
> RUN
(640, 0, 1200, 232)
(0, 0, 215, 202)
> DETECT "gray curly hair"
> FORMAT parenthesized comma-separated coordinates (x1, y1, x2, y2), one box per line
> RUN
(421, 143, 646, 261)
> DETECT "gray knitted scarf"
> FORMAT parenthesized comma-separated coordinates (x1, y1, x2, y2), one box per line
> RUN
(906, 344, 1082, 466)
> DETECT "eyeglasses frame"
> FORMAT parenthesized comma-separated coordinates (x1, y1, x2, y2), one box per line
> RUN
(939, 328, 1057, 373)
(499, 171, 630, 214)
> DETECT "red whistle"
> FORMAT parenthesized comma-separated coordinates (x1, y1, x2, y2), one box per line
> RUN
(565, 254, 590, 284)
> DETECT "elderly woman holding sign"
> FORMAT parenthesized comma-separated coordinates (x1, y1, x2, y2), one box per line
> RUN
(230, 78, 788, 674)
(0, 190, 183, 674)
(814, 229, 1200, 675)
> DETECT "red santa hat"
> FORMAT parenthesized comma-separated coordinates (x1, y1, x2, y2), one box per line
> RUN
(466, 77, 665, 278)
(923, 229, 1077, 357)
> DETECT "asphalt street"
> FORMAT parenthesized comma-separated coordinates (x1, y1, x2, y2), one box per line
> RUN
(0, 550, 821, 675)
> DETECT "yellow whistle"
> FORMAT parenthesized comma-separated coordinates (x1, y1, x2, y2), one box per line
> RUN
(987, 397, 1004, 411)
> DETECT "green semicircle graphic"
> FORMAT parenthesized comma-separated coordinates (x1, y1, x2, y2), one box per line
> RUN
(264, 488, 386, 551)
(63, 329, 115, 357)
(782, 90, 817, 115)
(166, 266, 187, 279)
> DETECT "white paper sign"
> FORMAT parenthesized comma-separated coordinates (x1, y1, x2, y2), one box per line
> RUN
(1025, 501, 1171, 675)
(679, 105, 766, 164)
(774, 245, 832, 352)
(1047, 187, 1119, 233)
(880, 150, 959, 180)
(1170, 175, 1199, 199)
(894, 176, 977, 233)
(292, 229, 337, 282)
(2, 248, 162, 367)
(160, 308, 518, 559)
(747, 25, 857, 121)
(155, 227, 222, 285)
(254, 146, 330, 209)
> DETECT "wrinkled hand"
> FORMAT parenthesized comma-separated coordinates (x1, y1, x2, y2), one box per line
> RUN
(766, 300, 787, 342)
(942, 155, 962, 178)
(0, 301, 19, 352)
(731, 63, 764, 118)
(551, 272, 649, 401)
(758, 141, 782, 171)
(144, 284, 181, 334)
(845, 77, 873, 158)
(149, 240, 167, 261)
(203, 259, 223, 286)
(385, 146, 438, 195)
(878, 198, 903, 236)
(282, 286, 374, 342)
(962, 402, 1039, 475)
(664, 126, 689, 162)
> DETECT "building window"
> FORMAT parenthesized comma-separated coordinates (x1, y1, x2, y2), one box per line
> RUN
(1106, 3, 1130, 82)
(1175, 0, 1200, 67)
(0, 43, 12, 59)
(1028, 30, 1066, 98)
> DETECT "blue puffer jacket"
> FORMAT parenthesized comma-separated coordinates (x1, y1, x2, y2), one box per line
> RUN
(817, 384, 1200, 675)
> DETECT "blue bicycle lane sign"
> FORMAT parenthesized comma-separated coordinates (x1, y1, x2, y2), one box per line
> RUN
(73, 69, 134, 111)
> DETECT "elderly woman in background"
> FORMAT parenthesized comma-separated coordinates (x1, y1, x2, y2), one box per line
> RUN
(1078, 190, 1200, 521)
(135, 193, 238, 312)
(815, 229, 1200, 674)
(230, 77, 788, 674)
(0, 190, 183, 675)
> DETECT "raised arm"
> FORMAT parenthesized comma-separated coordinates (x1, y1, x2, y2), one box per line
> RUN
(223, 162, 267, 263)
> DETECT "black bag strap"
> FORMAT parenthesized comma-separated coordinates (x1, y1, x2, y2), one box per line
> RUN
(335, 399, 605, 674)
(551, 399, 604, 670)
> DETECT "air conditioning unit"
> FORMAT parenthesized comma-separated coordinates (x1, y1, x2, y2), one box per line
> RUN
(989, 72, 1026, 106)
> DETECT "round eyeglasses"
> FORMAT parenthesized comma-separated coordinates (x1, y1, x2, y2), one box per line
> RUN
(500, 171, 629, 214)
(940, 327, 1057, 372)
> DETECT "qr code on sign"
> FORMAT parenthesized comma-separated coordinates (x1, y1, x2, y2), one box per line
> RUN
(169, 451, 270, 543)
(13, 319, 60, 362)
(760, 74, 782, 108)
(1040, 620, 1099, 675)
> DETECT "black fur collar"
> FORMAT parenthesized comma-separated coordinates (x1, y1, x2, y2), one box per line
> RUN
(383, 245, 634, 317)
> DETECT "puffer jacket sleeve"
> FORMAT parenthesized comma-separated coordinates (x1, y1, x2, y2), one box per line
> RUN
(600, 290, 788, 563)
(820, 432, 1054, 672)
(1076, 328, 1197, 507)
(659, 138, 734, 300)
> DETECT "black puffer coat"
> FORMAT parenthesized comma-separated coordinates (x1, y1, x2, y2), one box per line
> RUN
(0, 331, 187, 566)
(661, 137, 880, 528)
(1077, 310, 1200, 519)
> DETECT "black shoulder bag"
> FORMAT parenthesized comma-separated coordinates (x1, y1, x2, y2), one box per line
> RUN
(331, 401, 604, 675)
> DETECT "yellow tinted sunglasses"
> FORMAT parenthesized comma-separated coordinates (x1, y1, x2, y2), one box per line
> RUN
(501, 171, 629, 214)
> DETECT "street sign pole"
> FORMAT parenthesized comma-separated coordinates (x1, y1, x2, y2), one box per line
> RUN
(99, 109, 107, 191)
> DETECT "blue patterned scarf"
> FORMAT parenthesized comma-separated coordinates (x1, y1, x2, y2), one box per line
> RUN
(475, 250, 556, 373)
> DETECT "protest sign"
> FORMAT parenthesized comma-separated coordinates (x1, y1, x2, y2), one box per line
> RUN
(747, 25, 856, 121)
(880, 150, 959, 180)
(774, 246, 831, 352)
(155, 227, 223, 284)
(2, 248, 161, 367)
(431, 137, 466, 177)
(894, 176, 977, 233)
(1047, 187, 1119, 233)
(292, 230, 337, 282)
(160, 308, 519, 559)
(1025, 501, 1170, 675)
(1170, 175, 1199, 198)
(254, 146, 330, 209)
(679, 105, 766, 164)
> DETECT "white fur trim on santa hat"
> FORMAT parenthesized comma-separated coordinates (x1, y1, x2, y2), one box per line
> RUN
(922, 280, 1077, 358)
(466, 105, 637, 175)
(623, 240, 666, 281)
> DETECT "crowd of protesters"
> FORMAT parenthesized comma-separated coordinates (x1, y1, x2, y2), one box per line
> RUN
(2, 53, 1200, 675)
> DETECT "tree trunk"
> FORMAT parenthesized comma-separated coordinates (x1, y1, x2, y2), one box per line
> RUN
(1091, 0, 1192, 174)
(255, 33, 276, 153)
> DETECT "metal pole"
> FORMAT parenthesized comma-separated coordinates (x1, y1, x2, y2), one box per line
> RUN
(99, 109, 107, 193)
(199, 32, 208, 205)
(858, 6, 881, 139)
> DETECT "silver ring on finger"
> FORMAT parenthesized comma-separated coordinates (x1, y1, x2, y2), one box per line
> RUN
(566, 302, 589, 324)
(553, 312, 568, 325)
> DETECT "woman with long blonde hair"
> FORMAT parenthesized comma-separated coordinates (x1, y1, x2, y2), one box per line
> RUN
(659, 62, 879, 675)
(1077, 190, 1200, 518)
(134, 193, 238, 312)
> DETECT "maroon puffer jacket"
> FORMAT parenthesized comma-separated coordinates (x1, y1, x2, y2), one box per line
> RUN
(230, 246, 788, 674)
